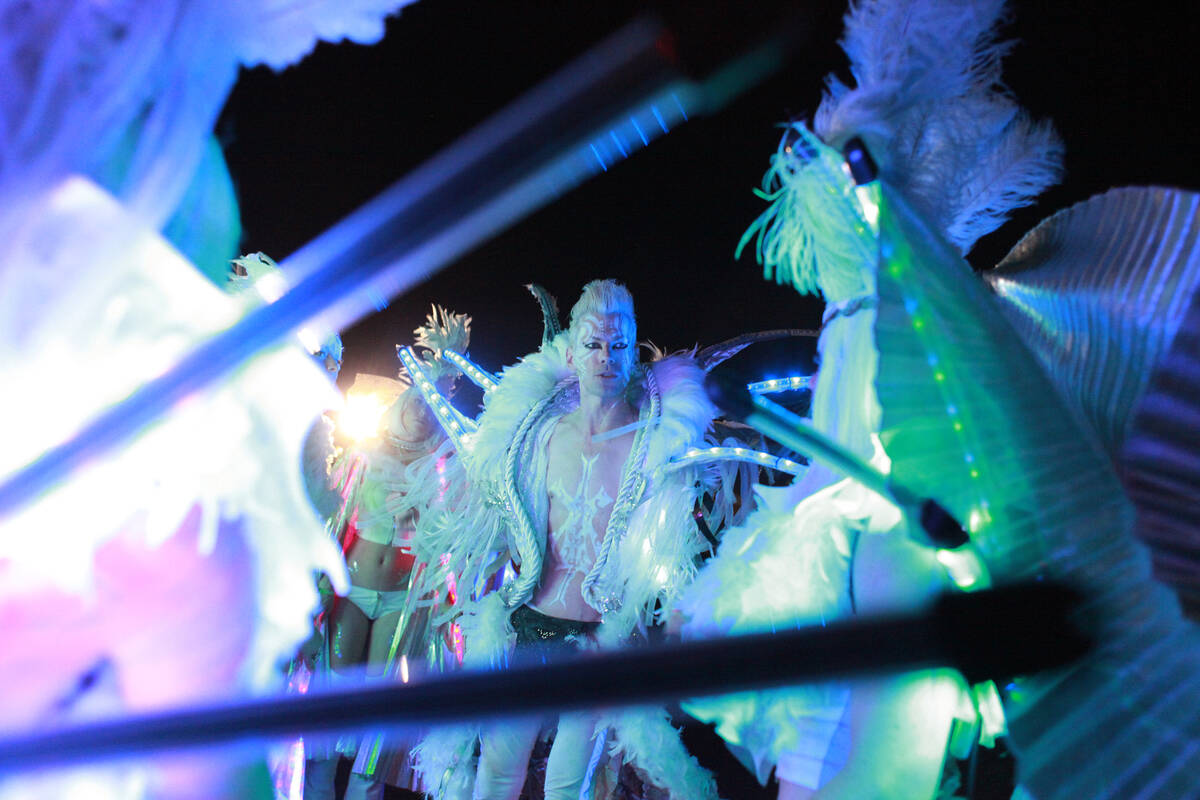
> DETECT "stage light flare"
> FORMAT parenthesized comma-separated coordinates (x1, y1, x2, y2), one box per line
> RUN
(252, 270, 288, 303)
(337, 393, 388, 442)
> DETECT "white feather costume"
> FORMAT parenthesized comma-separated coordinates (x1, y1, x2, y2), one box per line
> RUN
(0, 2, 416, 797)
(412, 336, 722, 800)
(740, 0, 1061, 500)
(689, 0, 1065, 791)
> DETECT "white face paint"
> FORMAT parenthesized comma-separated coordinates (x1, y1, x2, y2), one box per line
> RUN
(568, 312, 635, 401)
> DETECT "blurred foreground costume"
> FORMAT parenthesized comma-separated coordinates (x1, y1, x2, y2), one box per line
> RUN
(684, 1, 1200, 798)
(0, 2, 415, 799)
(683, 0, 1062, 793)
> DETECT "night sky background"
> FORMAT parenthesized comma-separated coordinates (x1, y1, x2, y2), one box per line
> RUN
(216, 2, 1197, 795)
(220, 0, 1198, 403)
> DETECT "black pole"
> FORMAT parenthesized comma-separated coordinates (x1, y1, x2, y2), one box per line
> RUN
(0, 583, 1086, 773)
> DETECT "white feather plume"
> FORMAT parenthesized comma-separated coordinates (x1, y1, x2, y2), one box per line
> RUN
(814, 0, 1062, 253)
(408, 304, 472, 383)
(742, 0, 1064, 299)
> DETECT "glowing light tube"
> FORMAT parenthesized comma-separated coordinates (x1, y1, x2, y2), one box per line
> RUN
(441, 349, 499, 393)
(747, 375, 815, 394)
(0, 12, 797, 521)
(396, 347, 475, 452)
(663, 446, 805, 477)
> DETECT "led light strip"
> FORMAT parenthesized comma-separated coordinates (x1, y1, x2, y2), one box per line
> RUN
(397, 347, 476, 451)
(442, 349, 500, 393)
(662, 445, 805, 477)
(747, 375, 815, 394)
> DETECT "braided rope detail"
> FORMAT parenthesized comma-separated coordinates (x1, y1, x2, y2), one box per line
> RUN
(582, 365, 661, 613)
(500, 378, 573, 608)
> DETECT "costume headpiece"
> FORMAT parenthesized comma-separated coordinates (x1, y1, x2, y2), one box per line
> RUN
(404, 304, 471, 383)
(739, 0, 1063, 298)
(228, 252, 342, 364)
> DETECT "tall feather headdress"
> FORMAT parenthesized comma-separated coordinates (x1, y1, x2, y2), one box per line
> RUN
(405, 304, 472, 383)
(740, 0, 1063, 299)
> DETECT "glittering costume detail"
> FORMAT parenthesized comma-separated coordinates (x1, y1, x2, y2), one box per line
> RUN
(510, 605, 599, 663)
(411, 343, 722, 800)
(546, 452, 612, 607)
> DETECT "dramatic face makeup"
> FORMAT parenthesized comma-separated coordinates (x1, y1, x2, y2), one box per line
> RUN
(568, 312, 635, 400)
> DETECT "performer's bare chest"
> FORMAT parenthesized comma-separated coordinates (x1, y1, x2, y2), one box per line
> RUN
(545, 424, 632, 540)
(532, 415, 636, 617)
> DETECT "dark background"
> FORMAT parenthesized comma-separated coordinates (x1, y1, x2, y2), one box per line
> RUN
(217, 3, 1197, 795)
(219, 0, 1200, 399)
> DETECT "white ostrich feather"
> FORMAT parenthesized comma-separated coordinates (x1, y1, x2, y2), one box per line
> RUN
(409, 303, 472, 383)
(815, 0, 1062, 253)
(742, 0, 1064, 299)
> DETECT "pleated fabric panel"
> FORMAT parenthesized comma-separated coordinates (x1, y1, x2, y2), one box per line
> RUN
(984, 187, 1200, 616)
(1123, 272, 1200, 619)
(874, 183, 1200, 799)
(986, 188, 1200, 455)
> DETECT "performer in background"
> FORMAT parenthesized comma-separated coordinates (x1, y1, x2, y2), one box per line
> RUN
(304, 307, 471, 800)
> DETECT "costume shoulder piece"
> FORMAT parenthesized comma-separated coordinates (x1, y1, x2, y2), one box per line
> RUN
(465, 334, 571, 483)
(644, 352, 717, 468)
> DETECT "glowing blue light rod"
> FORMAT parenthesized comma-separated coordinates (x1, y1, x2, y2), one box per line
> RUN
(747, 375, 815, 394)
(0, 13, 799, 521)
(442, 349, 499, 393)
(661, 445, 805, 478)
(397, 347, 476, 452)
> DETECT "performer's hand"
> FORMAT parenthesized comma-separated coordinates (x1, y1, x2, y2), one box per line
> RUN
(663, 608, 687, 639)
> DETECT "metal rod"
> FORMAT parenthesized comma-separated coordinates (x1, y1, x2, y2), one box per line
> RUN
(706, 372, 969, 548)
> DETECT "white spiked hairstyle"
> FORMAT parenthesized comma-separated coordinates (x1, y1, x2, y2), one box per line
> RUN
(567, 279, 636, 344)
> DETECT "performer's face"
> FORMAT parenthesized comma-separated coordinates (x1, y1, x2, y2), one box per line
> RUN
(568, 312, 635, 400)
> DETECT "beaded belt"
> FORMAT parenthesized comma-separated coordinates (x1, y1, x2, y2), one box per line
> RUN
(511, 605, 599, 659)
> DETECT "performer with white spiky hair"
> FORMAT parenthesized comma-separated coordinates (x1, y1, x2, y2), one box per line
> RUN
(411, 279, 725, 800)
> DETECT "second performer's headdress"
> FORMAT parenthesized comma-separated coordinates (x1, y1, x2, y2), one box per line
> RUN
(403, 304, 472, 383)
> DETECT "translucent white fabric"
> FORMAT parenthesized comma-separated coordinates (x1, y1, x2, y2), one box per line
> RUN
(0, 177, 346, 685)
(0, 0, 416, 278)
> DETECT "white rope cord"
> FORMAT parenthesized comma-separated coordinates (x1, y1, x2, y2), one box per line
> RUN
(582, 365, 660, 614)
(500, 379, 572, 608)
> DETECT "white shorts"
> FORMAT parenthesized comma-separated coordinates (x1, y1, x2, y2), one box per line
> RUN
(344, 585, 409, 620)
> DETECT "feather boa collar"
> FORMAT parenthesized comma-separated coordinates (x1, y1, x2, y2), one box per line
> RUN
(466, 335, 715, 483)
